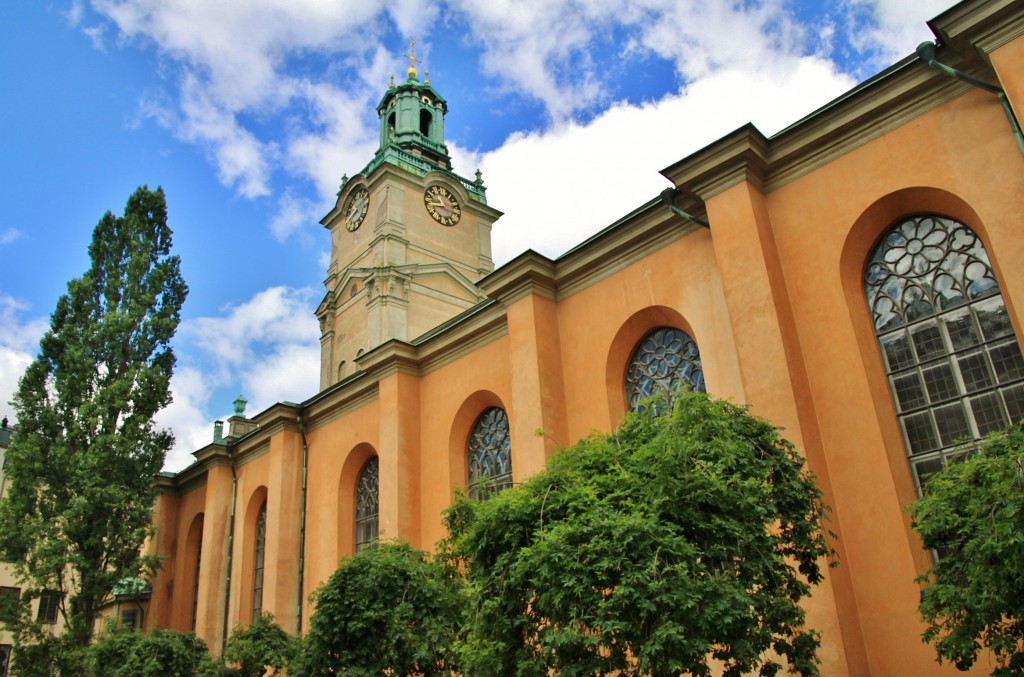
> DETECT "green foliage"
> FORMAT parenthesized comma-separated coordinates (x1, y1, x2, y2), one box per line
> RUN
(8, 634, 85, 677)
(223, 613, 296, 677)
(911, 421, 1024, 675)
(295, 541, 465, 676)
(0, 186, 188, 659)
(88, 625, 221, 677)
(444, 390, 834, 677)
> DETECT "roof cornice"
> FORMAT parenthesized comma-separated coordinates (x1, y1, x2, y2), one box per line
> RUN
(660, 0, 1024, 201)
(929, 0, 1024, 62)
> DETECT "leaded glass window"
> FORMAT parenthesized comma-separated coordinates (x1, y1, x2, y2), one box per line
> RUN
(865, 215, 1024, 490)
(467, 407, 512, 500)
(191, 533, 202, 632)
(625, 326, 705, 411)
(251, 501, 266, 621)
(355, 457, 379, 553)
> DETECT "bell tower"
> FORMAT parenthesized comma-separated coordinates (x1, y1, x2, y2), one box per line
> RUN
(317, 42, 502, 390)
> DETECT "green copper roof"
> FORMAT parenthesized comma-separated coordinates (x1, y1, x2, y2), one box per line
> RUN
(376, 76, 448, 113)
(112, 576, 151, 596)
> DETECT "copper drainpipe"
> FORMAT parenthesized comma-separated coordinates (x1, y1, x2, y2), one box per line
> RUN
(660, 188, 710, 228)
(917, 41, 1024, 156)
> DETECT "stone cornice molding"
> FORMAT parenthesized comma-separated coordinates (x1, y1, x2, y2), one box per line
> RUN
(660, 56, 980, 201)
(929, 0, 1024, 62)
(477, 250, 558, 304)
(658, 0, 1024, 205)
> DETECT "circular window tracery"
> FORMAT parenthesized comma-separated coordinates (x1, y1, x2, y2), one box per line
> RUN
(864, 215, 1024, 490)
(355, 457, 379, 552)
(467, 407, 512, 500)
(625, 326, 705, 411)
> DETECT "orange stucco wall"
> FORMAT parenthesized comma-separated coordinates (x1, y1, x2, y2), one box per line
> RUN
(150, 12, 1024, 675)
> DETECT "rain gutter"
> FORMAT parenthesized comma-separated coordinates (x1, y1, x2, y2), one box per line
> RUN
(917, 41, 1024, 156)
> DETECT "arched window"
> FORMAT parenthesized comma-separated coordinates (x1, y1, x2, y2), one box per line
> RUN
(251, 501, 267, 621)
(183, 512, 204, 633)
(420, 109, 432, 136)
(355, 457, 379, 553)
(467, 408, 512, 500)
(191, 536, 202, 631)
(865, 215, 1024, 490)
(625, 326, 705, 411)
(190, 528, 203, 632)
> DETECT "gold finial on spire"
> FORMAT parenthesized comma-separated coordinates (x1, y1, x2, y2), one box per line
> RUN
(388, 74, 395, 89)
(424, 69, 430, 85)
(403, 38, 419, 80)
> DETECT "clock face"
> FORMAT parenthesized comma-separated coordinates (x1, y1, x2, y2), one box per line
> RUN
(344, 188, 369, 231)
(423, 185, 462, 226)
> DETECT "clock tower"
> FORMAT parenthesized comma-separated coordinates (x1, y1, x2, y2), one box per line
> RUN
(317, 45, 502, 389)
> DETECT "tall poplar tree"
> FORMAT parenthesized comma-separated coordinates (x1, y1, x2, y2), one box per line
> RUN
(0, 186, 188, 660)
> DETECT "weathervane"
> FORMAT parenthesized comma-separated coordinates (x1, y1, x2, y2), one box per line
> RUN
(404, 38, 419, 79)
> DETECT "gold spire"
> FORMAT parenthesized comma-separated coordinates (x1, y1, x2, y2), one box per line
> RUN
(403, 38, 419, 80)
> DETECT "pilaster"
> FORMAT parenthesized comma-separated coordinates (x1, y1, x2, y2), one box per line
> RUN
(196, 462, 233, 653)
(505, 293, 569, 478)
(377, 370, 422, 547)
(707, 180, 861, 676)
(263, 429, 302, 634)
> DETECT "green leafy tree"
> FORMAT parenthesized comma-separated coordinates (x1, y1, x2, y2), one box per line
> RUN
(910, 421, 1024, 675)
(294, 541, 465, 676)
(223, 613, 296, 677)
(444, 390, 834, 677)
(0, 186, 188, 663)
(7, 633, 84, 677)
(88, 625, 221, 677)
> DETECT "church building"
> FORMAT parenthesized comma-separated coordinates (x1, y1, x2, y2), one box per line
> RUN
(145, 0, 1024, 673)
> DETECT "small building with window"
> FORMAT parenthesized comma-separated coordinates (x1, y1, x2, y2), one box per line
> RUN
(0, 423, 69, 674)
(146, 1, 1024, 674)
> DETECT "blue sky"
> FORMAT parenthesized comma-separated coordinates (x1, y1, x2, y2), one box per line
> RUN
(0, 0, 956, 471)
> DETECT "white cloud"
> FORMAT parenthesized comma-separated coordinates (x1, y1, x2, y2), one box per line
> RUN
(65, 0, 85, 26)
(837, 0, 952, 68)
(155, 366, 217, 471)
(88, 0, 431, 206)
(282, 79, 379, 201)
(0, 229, 24, 245)
(157, 285, 320, 470)
(269, 190, 321, 242)
(184, 286, 319, 365)
(0, 295, 48, 419)
(175, 73, 277, 199)
(480, 57, 856, 264)
(242, 342, 321, 411)
(82, 0, 954, 252)
(0, 284, 318, 471)
(450, 0, 811, 122)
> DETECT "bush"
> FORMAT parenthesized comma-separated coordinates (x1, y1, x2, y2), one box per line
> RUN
(444, 390, 834, 676)
(88, 624, 221, 677)
(295, 542, 465, 676)
(223, 613, 295, 677)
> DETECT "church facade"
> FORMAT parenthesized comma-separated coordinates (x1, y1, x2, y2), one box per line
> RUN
(145, 0, 1024, 674)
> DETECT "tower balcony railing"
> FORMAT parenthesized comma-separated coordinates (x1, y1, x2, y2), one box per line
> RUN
(359, 145, 488, 204)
